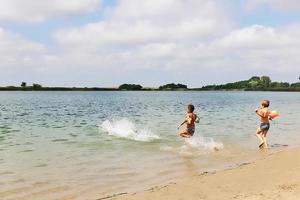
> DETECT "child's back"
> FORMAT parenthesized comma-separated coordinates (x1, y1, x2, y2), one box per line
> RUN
(186, 113, 197, 129)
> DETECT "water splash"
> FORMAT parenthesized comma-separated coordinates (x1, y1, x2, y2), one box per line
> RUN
(185, 136, 224, 151)
(160, 136, 223, 155)
(99, 119, 160, 142)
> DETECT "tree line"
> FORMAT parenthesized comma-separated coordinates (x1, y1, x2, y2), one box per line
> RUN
(0, 77, 299, 91)
(199, 76, 300, 91)
(118, 83, 188, 90)
(0, 82, 188, 91)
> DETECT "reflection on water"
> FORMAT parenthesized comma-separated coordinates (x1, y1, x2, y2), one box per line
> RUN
(0, 91, 300, 199)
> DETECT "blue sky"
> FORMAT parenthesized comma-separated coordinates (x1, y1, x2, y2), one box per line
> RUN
(0, 0, 300, 87)
(0, 0, 116, 43)
(235, 1, 300, 26)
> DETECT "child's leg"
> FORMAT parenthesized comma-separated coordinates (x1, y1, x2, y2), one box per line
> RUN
(180, 131, 191, 138)
(255, 128, 264, 146)
(262, 130, 269, 148)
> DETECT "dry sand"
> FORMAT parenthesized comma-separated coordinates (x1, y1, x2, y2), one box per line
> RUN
(99, 148, 300, 200)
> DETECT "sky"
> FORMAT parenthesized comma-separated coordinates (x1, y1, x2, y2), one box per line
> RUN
(0, 0, 300, 87)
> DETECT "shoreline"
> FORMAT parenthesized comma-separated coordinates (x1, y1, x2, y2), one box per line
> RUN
(98, 147, 300, 200)
(1, 89, 300, 92)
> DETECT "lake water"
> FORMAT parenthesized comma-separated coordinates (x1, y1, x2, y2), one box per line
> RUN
(1, 91, 300, 200)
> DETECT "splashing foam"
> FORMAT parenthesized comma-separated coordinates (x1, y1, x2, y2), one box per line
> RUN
(185, 136, 224, 151)
(160, 136, 223, 155)
(99, 119, 159, 142)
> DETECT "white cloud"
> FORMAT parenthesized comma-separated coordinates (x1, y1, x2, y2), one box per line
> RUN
(1, 0, 300, 86)
(48, 0, 300, 85)
(0, 0, 101, 22)
(213, 24, 300, 72)
(0, 27, 50, 85)
(54, 0, 232, 49)
(246, 0, 300, 12)
(0, 27, 45, 65)
(216, 25, 300, 49)
(48, 0, 236, 80)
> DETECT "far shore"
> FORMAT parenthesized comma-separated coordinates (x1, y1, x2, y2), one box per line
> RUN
(2, 76, 300, 91)
(98, 147, 300, 200)
(1, 87, 300, 92)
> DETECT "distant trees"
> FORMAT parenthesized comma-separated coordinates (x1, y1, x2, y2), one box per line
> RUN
(200, 76, 300, 91)
(118, 84, 143, 90)
(249, 76, 260, 82)
(291, 82, 300, 88)
(247, 76, 270, 89)
(32, 83, 42, 90)
(260, 76, 271, 88)
(1, 76, 299, 92)
(21, 82, 27, 88)
(158, 83, 188, 90)
(18, 82, 43, 90)
(270, 82, 290, 88)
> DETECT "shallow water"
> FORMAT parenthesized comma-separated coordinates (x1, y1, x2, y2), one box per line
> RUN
(0, 91, 300, 200)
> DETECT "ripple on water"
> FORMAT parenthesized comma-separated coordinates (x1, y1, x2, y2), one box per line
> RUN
(68, 133, 78, 137)
(18, 149, 34, 153)
(23, 142, 33, 145)
(52, 126, 64, 129)
(51, 139, 69, 142)
(0, 171, 15, 176)
(33, 164, 48, 168)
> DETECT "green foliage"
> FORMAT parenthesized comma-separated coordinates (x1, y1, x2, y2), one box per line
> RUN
(249, 76, 260, 82)
(21, 82, 27, 88)
(32, 83, 42, 90)
(291, 82, 300, 88)
(158, 83, 188, 90)
(1, 77, 300, 92)
(270, 82, 290, 88)
(200, 76, 300, 91)
(118, 84, 143, 90)
(260, 76, 271, 88)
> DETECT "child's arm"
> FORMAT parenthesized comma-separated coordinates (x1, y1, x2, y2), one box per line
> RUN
(195, 114, 200, 123)
(256, 109, 268, 118)
(255, 109, 263, 117)
(177, 119, 187, 129)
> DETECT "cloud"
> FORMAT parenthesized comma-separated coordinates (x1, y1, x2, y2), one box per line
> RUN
(213, 24, 300, 73)
(52, 0, 300, 72)
(51, 24, 300, 84)
(216, 24, 299, 49)
(0, 0, 101, 22)
(246, 0, 300, 12)
(0, 27, 49, 85)
(54, 0, 233, 49)
(0, 27, 45, 65)
(51, 0, 233, 72)
(1, 0, 300, 86)
(48, 0, 300, 85)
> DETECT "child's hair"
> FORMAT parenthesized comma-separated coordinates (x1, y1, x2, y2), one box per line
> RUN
(261, 100, 270, 108)
(188, 104, 195, 112)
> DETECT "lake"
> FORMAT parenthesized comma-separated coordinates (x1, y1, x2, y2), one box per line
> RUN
(1, 91, 300, 200)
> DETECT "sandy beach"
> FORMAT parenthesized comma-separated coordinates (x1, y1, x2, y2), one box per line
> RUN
(101, 148, 300, 200)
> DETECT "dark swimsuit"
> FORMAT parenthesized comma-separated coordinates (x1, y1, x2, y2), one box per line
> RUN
(186, 128, 195, 136)
(186, 114, 197, 136)
(260, 123, 270, 131)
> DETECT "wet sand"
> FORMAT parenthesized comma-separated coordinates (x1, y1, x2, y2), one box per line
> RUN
(102, 148, 300, 200)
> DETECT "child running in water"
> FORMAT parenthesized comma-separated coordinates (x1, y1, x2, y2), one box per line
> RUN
(255, 100, 271, 149)
(177, 104, 199, 138)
